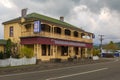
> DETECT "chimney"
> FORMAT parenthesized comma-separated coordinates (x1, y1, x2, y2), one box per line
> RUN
(21, 8, 28, 17)
(60, 16, 64, 21)
(21, 8, 27, 23)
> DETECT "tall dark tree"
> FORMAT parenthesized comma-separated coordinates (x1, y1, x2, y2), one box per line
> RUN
(5, 39, 12, 58)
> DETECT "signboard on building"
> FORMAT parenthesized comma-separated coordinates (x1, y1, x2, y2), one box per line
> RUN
(53, 40, 86, 47)
(34, 21, 41, 33)
(21, 37, 93, 48)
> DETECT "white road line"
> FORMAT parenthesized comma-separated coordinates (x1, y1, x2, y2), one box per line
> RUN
(0, 59, 112, 78)
(0, 64, 100, 78)
(46, 68, 108, 80)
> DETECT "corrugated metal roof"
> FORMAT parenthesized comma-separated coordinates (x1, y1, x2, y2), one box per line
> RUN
(2, 12, 94, 34)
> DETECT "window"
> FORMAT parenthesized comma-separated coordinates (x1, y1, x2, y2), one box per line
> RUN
(42, 45, 51, 56)
(74, 47, 79, 55)
(65, 29, 71, 36)
(81, 33, 85, 38)
(42, 45, 47, 56)
(25, 24, 32, 32)
(9, 26, 13, 37)
(54, 27, 61, 34)
(61, 46, 68, 56)
(74, 31, 78, 37)
(41, 24, 51, 32)
(48, 45, 51, 56)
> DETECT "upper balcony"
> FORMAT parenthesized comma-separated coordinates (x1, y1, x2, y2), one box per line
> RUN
(21, 31, 93, 43)
(21, 23, 93, 43)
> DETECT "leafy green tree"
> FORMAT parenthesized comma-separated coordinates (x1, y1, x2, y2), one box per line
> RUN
(20, 46, 34, 58)
(104, 41, 118, 53)
(0, 51, 4, 59)
(11, 43, 19, 58)
(5, 39, 12, 58)
(92, 48, 100, 56)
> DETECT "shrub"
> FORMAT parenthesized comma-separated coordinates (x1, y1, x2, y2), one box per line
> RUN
(19, 50, 24, 58)
(0, 51, 4, 59)
(92, 48, 100, 56)
(20, 47, 34, 58)
(4, 52, 10, 58)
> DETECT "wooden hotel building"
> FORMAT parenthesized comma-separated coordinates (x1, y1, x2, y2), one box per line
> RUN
(3, 13, 94, 61)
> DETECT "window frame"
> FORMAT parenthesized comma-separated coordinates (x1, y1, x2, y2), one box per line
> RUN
(9, 26, 14, 37)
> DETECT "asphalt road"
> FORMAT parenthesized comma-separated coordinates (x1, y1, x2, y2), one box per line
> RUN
(0, 58, 120, 80)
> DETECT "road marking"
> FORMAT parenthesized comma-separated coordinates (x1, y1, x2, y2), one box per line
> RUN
(0, 64, 100, 78)
(46, 68, 108, 80)
(0, 59, 111, 78)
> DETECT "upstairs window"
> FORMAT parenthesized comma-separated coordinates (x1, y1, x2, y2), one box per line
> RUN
(74, 31, 78, 37)
(65, 29, 71, 36)
(54, 27, 61, 34)
(25, 24, 32, 32)
(41, 24, 51, 32)
(81, 33, 85, 38)
(9, 26, 13, 37)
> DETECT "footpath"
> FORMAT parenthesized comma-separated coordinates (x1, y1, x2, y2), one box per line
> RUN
(0, 58, 114, 75)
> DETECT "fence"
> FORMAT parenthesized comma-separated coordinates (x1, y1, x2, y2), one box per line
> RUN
(0, 57, 36, 67)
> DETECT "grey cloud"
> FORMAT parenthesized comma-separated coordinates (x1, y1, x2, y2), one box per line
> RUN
(80, 0, 120, 13)
(29, 0, 48, 3)
(105, 0, 120, 12)
(11, 0, 81, 18)
(80, 0, 104, 13)
(0, 0, 120, 44)
(6, 0, 120, 17)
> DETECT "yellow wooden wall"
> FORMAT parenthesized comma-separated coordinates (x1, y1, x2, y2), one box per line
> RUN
(0, 45, 4, 52)
(4, 23, 22, 43)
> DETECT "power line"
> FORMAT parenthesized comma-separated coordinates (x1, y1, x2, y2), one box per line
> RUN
(105, 38, 120, 40)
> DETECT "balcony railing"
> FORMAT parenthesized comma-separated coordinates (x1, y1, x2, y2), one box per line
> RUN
(21, 31, 93, 43)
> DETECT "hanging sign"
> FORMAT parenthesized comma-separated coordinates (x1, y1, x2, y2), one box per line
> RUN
(34, 21, 41, 33)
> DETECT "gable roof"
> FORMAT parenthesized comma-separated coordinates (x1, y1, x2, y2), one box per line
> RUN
(28, 13, 73, 26)
(2, 13, 94, 33)
(27, 13, 85, 32)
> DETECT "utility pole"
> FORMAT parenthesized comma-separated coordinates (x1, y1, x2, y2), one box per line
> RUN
(99, 35, 104, 53)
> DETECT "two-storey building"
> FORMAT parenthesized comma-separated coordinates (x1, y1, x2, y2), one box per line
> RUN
(2, 13, 94, 61)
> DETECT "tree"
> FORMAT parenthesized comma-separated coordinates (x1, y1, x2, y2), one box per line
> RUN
(11, 43, 19, 58)
(5, 39, 12, 58)
(20, 46, 34, 58)
(92, 48, 100, 56)
(104, 41, 118, 53)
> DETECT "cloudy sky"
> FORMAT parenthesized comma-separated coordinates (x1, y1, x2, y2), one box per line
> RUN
(0, 0, 120, 45)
